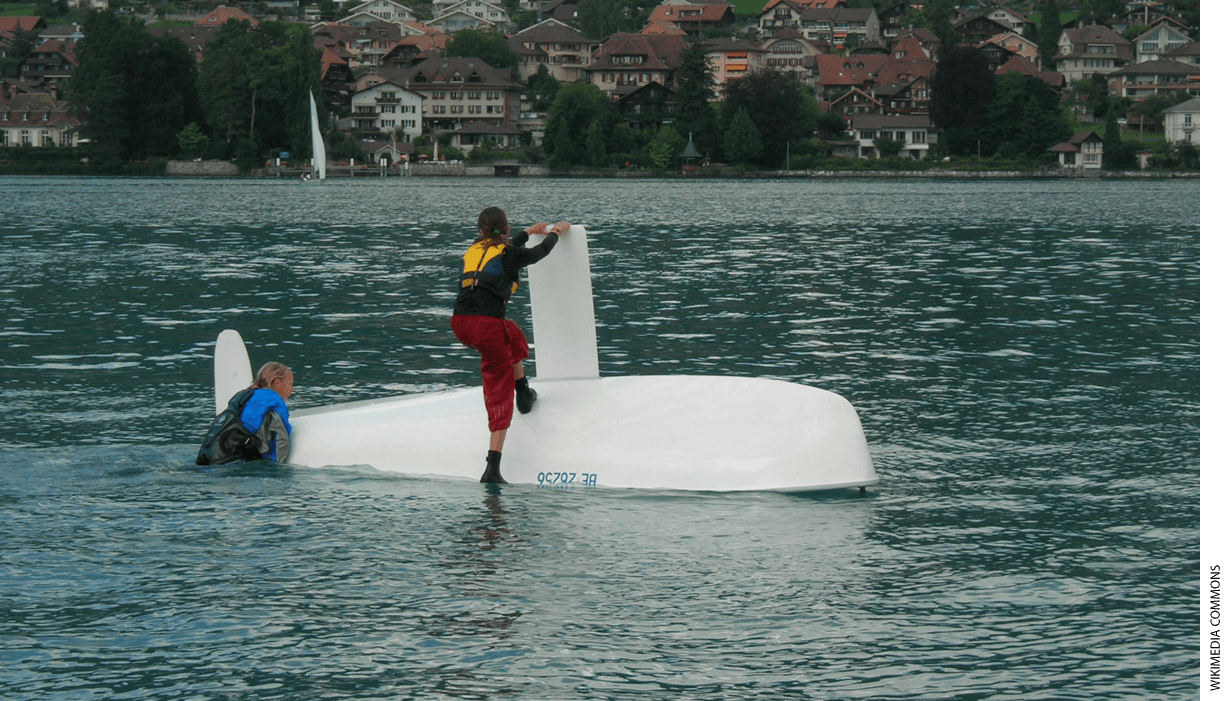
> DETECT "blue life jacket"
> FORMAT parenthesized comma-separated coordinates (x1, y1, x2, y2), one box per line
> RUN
(240, 389, 292, 438)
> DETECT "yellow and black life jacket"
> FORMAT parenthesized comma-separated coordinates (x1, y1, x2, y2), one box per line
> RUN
(459, 241, 518, 300)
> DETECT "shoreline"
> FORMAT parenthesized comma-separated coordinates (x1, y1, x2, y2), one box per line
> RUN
(0, 161, 1200, 180)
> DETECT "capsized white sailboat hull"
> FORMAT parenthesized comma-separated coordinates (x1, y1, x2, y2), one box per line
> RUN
(286, 374, 876, 492)
(210, 224, 878, 492)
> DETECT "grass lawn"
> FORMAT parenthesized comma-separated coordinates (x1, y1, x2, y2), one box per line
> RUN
(0, 3, 37, 16)
(729, 0, 765, 17)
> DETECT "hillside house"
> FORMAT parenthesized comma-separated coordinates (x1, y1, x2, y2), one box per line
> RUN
(1107, 60, 1198, 100)
(1163, 96, 1198, 145)
(585, 33, 689, 96)
(1054, 25, 1134, 85)
(0, 91, 80, 147)
(348, 80, 426, 140)
(1047, 131, 1102, 169)
(848, 113, 935, 159)
(511, 19, 599, 84)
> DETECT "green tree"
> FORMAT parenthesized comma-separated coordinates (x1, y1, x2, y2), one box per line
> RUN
(1077, 0, 1122, 24)
(722, 106, 762, 166)
(609, 122, 637, 157)
(34, 0, 69, 20)
(71, 10, 201, 162)
(331, 131, 366, 161)
(924, 0, 959, 48)
(548, 121, 579, 168)
(544, 82, 615, 163)
(673, 40, 718, 156)
(585, 119, 607, 168)
(982, 73, 1072, 160)
(1101, 111, 1134, 170)
(177, 122, 209, 158)
(1068, 76, 1107, 120)
(930, 46, 996, 156)
(579, 0, 625, 40)
(648, 125, 684, 169)
(318, 0, 341, 21)
(1137, 92, 1191, 128)
(78, 70, 129, 165)
(523, 65, 561, 112)
(197, 20, 265, 145)
(1171, 140, 1198, 170)
(443, 28, 516, 69)
(873, 136, 904, 158)
(197, 19, 323, 161)
(816, 112, 845, 138)
(1037, 0, 1062, 71)
(0, 28, 38, 78)
(722, 68, 816, 167)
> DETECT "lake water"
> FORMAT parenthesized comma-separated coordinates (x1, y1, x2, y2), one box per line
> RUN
(0, 176, 1201, 699)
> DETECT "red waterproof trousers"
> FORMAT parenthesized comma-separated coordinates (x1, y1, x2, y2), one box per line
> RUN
(450, 314, 529, 432)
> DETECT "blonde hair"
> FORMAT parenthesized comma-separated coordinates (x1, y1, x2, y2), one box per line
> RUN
(251, 361, 293, 390)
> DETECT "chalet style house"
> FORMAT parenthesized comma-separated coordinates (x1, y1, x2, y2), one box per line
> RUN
(511, 19, 599, 84)
(1054, 25, 1134, 85)
(348, 81, 426, 140)
(353, 56, 521, 134)
(1047, 131, 1103, 170)
(848, 113, 936, 159)
(584, 33, 690, 97)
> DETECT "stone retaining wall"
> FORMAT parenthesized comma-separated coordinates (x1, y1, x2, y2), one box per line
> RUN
(166, 160, 240, 176)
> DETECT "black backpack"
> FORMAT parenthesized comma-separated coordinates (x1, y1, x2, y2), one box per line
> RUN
(196, 389, 263, 465)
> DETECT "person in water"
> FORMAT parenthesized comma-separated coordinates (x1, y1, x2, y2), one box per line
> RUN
(451, 206, 570, 484)
(196, 361, 295, 465)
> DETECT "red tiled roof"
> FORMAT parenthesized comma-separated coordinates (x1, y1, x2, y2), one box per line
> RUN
(813, 54, 886, 86)
(589, 32, 690, 72)
(761, 0, 842, 11)
(872, 59, 934, 88)
(0, 17, 42, 33)
(647, 3, 732, 25)
(196, 6, 257, 27)
(886, 35, 930, 62)
(30, 39, 76, 64)
(0, 92, 79, 130)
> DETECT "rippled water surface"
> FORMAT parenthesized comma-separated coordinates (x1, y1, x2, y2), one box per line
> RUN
(0, 176, 1199, 699)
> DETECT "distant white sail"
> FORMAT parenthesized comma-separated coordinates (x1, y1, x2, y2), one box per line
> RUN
(309, 91, 326, 180)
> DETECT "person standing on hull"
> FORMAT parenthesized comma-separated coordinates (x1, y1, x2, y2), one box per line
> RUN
(451, 206, 570, 484)
(197, 361, 295, 465)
